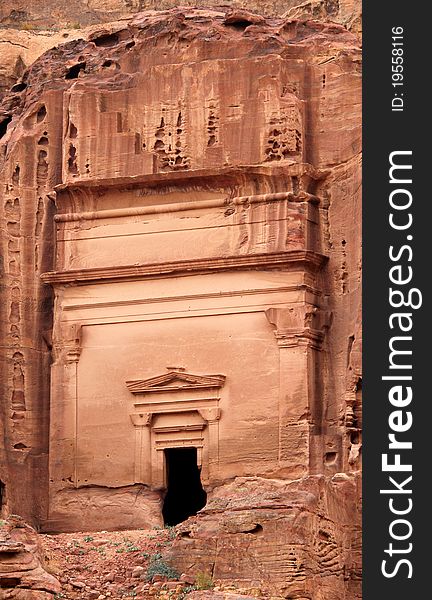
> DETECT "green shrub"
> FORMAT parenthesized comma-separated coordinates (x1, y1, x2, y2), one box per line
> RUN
(145, 554, 179, 581)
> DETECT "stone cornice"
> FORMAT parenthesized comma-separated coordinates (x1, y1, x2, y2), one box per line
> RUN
(41, 250, 328, 285)
(54, 163, 327, 195)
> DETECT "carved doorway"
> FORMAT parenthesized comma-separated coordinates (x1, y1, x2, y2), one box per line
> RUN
(162, 447, 207, 526)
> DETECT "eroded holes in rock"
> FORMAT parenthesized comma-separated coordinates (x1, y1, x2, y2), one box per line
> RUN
(179, 531, 192, 539)
(36, 105, 46, 122)
(319, 529, 331, 541)
(37, 150, 48, 182)
(93, 32, 120, 47)
(13, 443, 28, 450)
(325, 451, 337, 465)
(134, 133, 142, 154)
(354, 378, 362, 429)
(0, 578, 20, 588)
(38, 136, 48, 146)
(65, 62, 86, 80)
(224, 18, 254, 30)
(12, 165, 20, 185)
(0, 115, 12, 139)
(350, 431, 360, 445)
(162, 447, 207, 526)
(11, 81, 27, 93)
(0, 481, 5, 511)
(69, 123, 77, 138)
(245, 524, 264, 535)
(68, 144, 78, 175)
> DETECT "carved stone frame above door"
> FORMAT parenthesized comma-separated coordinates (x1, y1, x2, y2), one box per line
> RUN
(126, 369, 225, 489)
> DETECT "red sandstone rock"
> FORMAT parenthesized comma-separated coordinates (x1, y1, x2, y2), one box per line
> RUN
(166, 475, 361, 599)
(0, 517, 60, 599)
(0, 6, 361, 599)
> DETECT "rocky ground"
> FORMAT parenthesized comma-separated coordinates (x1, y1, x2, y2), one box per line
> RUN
(40, 528, 260, 600)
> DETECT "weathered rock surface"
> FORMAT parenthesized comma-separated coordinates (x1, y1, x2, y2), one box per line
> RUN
(0, 1, 361, 29)
(168, 475, 361, 599)
(0, 6, 361, 599)
(0, 516, 60, 599)
(0, 1, 361, 100)
(0, 26, 103, 100)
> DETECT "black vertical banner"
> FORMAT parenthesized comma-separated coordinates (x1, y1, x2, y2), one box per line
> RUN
(363, 1, 430, 598)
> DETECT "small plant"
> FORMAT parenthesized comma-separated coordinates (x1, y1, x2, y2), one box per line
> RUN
(124, 540, 139, 552)
(83, 535, 94, 542)
(145, 554, 179, 581)
(195, 571, 214, 590)
(178, 584, 198, 600)
(116, 548, 124, 553)
(141, 552, 150, 559)
(164, 525, 177, 540)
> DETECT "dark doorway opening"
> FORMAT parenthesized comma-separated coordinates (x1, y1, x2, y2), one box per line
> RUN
(162, 447, 207, 526)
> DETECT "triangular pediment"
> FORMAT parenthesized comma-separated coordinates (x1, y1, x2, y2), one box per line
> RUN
(126, 370, 225, 394)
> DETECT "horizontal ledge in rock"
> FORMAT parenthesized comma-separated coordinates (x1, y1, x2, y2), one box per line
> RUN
(53, 163, 328, 194)
(41, 250, 328, 285)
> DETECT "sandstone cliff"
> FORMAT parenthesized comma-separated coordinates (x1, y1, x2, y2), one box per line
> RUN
(0, 2, 361, 101)
(0, 6, 361, 599)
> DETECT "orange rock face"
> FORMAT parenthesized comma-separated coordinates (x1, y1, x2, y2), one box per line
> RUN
(0, 516, 60, 599)
(0, 7, 361, 598)
(169, 474, 361, 598)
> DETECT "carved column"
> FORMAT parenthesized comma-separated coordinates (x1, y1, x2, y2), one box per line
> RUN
(130, 412, 152, 483)
(198, 407, 221, 482)
(266, 306, 326, 476)
(50, 322, 82, 487)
